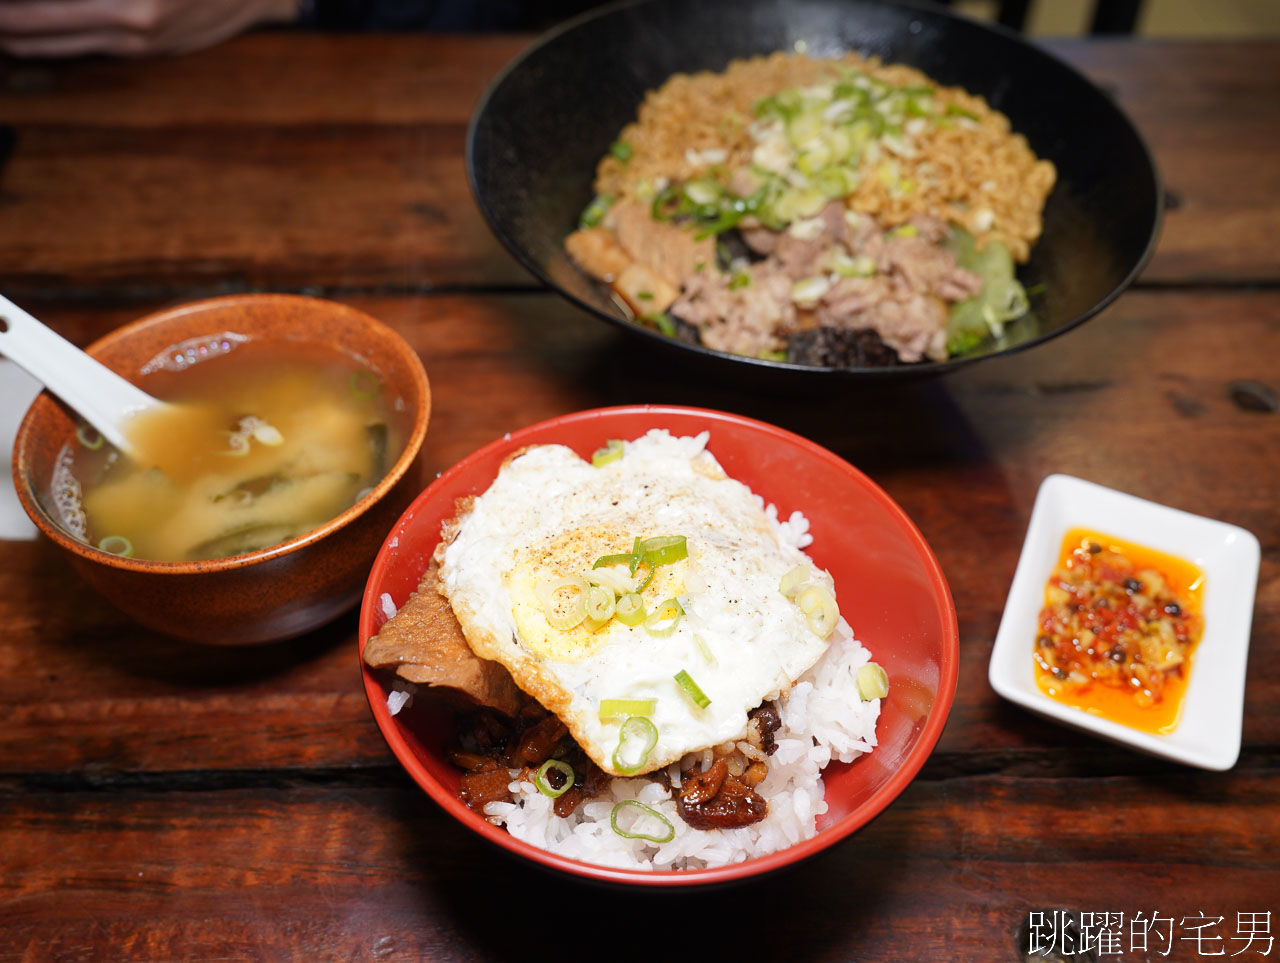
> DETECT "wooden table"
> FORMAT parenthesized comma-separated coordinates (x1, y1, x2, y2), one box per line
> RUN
(1, 32, 1276, 961)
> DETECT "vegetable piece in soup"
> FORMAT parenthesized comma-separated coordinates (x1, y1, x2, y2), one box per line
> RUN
(66, 339, 405, 561)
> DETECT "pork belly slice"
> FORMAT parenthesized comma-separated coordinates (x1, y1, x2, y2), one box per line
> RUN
(363, 562, 524, 718)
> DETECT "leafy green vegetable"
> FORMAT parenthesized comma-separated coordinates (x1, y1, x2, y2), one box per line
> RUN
(944, 228, 1032, 356)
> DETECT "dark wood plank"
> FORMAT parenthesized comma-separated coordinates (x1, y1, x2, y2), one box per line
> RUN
(1043, 40, 1280, 284)
(2, 288, 1275, 777)
(0, 775, 1275, 960)
(0, 34, 535, 295)
(0, 37, 1276, 296)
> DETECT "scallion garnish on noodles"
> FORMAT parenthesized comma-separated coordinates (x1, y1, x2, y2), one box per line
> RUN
(579, 193, 614, 228)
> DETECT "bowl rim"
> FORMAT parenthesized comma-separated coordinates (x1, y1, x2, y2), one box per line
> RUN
(359, 403, 959, 886)
(11, 292, 432, 573)
(465, 0, 1164, 379)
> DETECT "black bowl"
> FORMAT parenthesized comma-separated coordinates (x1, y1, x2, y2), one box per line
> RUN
(467, 0, 1161, 384)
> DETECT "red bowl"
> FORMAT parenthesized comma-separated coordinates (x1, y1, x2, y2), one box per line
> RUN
(358, 405, 957, 886)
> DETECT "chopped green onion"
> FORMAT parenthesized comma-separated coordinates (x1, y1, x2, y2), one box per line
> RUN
(535, 759, 575, 798)
(613, 715, 658, 775)
(639, 312, 676, 336)
(644, 597, 684, 637)
(75, 425, 104, 451)
(944, 230, 1029, 354)
(585, 585, 616, 623)
(857, 662, 890, 701)
(650, 184, 681, 221)
(610, 800, 675, 844)
(592, 439, 624, 467)
(638, 535, 688, 567)
(609, 140, 634, 162)
(728, 270, 752, 291)
(579, 193, 614, 228)
(674, 669, 711, 709)
(349, 370, 380, 399)
(797, 583, 839, 638)
(615, 593, 646, 626)
(97, 535, 134, 557)
(594, 552, 636, 570)
(538, 576, 589, 631)
(631, 557, 655, 592)
(585, 567, 634, 596)
(893, 224, 918, 238)
(599, 698, 657, 720)
(945, 103, 980, 122)
(779, 565, 809, 599)
(692, 633, 717, 666)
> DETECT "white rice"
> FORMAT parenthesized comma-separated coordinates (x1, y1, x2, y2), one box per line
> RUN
(386, 681, 416, 716)
(378, 592, 398, 623)
(480, 505, 881, 871)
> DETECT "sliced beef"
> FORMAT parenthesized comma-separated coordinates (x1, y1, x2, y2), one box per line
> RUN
(879, 232, 982, 303)
(610, 199, 717, 289)
(740, 225, 779, 256)
(820, 291, 949, 363)
(672, 262, 794, 357)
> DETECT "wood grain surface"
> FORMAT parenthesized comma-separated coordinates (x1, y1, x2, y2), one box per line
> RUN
(0, 28, 1276, 963)
(0, 38, 1277, 296)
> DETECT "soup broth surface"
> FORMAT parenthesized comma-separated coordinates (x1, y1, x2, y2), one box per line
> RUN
(70, 339, 405, 561)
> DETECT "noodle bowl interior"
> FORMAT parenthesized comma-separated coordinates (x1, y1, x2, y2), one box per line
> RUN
(58, 339, 407, 562)
(564, 52, 1057, 368)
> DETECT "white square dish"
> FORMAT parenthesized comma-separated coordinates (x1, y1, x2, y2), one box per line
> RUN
(988, 474, 1260, 770)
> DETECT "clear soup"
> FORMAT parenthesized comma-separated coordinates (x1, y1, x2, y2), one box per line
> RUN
(59, 337, 407, 562)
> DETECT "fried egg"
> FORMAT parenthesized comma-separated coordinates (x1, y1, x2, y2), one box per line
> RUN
(436, 430, 836, 776)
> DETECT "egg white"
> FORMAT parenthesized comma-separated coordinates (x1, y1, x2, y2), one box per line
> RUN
(437, 430, 835, 776)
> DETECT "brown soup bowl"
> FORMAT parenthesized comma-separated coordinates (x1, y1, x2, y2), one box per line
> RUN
(12, 294, 431, 645)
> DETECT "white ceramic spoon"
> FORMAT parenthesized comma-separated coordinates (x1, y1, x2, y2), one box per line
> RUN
(0, 293, 169, 455)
